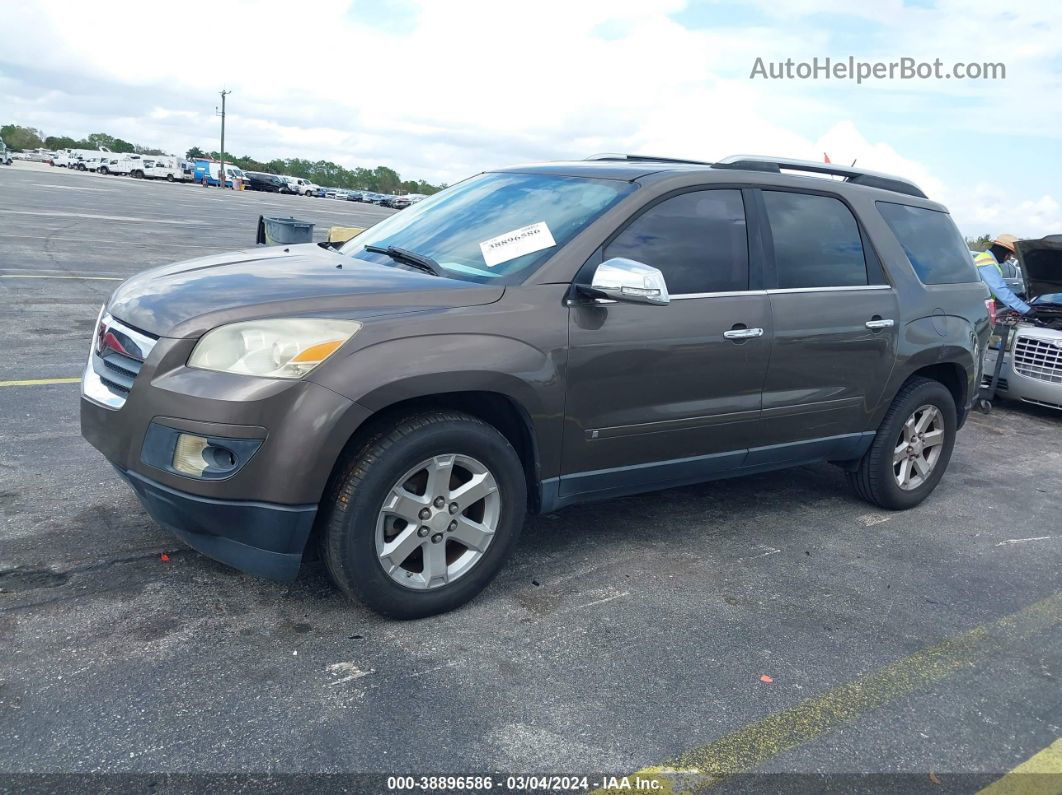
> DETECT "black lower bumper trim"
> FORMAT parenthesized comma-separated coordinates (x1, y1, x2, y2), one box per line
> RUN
(119, 469, 317, 581)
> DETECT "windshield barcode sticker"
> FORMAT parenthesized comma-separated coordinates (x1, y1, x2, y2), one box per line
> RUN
(479, 222, 556, 267)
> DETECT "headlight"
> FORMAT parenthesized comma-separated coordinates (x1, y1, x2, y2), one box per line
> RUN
(188, 318, 362, 379)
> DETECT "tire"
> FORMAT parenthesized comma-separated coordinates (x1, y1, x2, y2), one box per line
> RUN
(322, 411, 527, 619)
(201, 177, 209, 187)
(166, 174, 174, 183)
(98, 166, 109, 175)
(846, 377, 957, 510)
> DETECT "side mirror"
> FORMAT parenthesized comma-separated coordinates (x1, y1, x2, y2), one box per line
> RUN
(586, 257, 670, 305)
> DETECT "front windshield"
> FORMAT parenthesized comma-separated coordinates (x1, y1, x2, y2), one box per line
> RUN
(341, 172, 635, 283)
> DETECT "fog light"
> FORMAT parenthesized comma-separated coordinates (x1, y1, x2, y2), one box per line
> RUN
(173, 434, 211, 476)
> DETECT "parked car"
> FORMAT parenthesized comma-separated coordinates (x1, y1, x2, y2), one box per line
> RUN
(244, 172, 287, 192)
(385, 195, 412, 209)
(79, 154, 111, 172)
(81, 154, 989, 618)
(981, 234, 1062, 411)
(192, 160, 246, 188)
(0, 140, 11, 166)
(282, 176, 319, 196)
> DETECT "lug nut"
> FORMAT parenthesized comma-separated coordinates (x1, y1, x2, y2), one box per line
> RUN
(448, 502, 459, 514)
(431, 533, 443, 544)
(419, 508, 431, 520)
(433, 496, 445, 508)
(417, 526, 429, 537)
(448, 520, 457, 531)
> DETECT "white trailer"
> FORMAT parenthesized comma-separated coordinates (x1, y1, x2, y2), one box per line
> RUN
(141, 156, 189, 182)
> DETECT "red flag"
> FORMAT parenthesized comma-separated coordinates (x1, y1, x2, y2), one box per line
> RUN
(823, 153, 831, 164)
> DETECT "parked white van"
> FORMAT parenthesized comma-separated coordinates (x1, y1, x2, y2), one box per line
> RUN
(282, 176, 319, 196)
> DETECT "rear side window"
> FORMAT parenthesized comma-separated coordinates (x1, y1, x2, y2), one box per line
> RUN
(876, 202, 977, 284)
(604, 189, 749, 294)
(763, 191, 868, 288)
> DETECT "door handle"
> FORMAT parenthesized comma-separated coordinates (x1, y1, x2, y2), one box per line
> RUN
(865, 319, 895, 329)
(723, 327, 764, 339)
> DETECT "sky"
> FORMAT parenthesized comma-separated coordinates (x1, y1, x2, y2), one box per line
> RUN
(2, 0, 1061, 236)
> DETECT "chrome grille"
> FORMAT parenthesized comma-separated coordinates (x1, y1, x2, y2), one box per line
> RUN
(82, 309, 158, 409)
(1012, 335, 1062, 384)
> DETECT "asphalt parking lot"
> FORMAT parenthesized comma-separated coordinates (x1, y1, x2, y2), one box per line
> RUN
(1, 160, 1060, 791)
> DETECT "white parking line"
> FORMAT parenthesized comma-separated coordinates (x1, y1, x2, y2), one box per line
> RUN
(1, 274, 123, 281)
(32, 183, 117, 192)
(0, 210, 208, 225)
(0, 233, 218, 248)
(1, 267, 127, 276)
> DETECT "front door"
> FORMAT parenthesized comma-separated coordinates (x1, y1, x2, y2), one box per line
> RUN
(753, 188, 899, 460)
(561, 188, 771, 500)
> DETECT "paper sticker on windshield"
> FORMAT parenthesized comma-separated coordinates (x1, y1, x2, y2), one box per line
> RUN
(479, 222, 556, 267)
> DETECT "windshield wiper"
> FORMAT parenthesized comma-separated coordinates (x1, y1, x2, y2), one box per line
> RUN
(363, 244, 442, 276)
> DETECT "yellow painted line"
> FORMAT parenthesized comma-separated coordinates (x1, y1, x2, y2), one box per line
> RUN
(0, 378, 81, 387)
(978, 738, 1062, 795)
(592, 592, 1062, 794)
(0, 274, 122, 281)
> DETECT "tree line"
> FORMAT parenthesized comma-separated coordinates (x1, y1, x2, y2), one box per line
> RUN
(1, 123, 445, 195)
(1, 124, 167, 156)
(185, 147, 444, 195)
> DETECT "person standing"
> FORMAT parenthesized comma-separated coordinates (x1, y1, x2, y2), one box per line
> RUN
(974, 234, 1033, 316)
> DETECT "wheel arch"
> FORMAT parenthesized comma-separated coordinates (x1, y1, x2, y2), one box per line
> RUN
(327, 388, 545, 515)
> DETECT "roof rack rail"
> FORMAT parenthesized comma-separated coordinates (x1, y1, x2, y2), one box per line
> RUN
(713, 154, 927, 199)
(585, 153, 714, 166)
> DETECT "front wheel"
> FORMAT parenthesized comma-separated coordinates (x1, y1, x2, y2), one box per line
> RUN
(847, 377, 957, 510)
(322, 411, 527, 619)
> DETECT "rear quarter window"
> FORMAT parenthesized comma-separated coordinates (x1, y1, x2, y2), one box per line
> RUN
(876, 202, 978, 285)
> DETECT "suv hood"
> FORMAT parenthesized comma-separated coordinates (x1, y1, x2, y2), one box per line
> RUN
(1016, 235, 1062, 300)
(107, 243, 503, 338)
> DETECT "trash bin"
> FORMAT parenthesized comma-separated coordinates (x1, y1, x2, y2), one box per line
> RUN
(256, 215, 314, 246)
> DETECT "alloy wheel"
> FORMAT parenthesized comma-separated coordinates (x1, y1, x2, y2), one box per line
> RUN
(375, 454, 500, 590)
(893, 404, 945, 490)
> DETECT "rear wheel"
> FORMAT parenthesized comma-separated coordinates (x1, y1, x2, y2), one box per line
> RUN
(322, 411, 526, 619)
(847, 378, 957, 510)
(166, 174, 174, 182)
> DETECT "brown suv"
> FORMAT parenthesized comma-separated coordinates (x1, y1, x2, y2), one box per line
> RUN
(81, 154, 991, 618)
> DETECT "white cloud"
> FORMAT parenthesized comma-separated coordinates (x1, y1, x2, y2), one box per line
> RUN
(1, 0, 1060, 236)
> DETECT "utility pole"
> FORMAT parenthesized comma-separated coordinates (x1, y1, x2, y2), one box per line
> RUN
(216, 89, 230, 189)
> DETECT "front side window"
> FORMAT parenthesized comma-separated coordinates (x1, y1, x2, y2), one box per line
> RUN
(342, 172, 634, 284)
(877, 202, 978, 285)
(764, 191, 868, 289)
(603, 189, 749, 294)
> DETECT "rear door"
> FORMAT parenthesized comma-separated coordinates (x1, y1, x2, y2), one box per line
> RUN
(561, 187, 771, 499)
(753, 188, 898, 458)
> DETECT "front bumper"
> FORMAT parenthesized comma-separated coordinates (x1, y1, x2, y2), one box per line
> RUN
(982, 330, 1062, 411)
(80, 329, 373, 580)
(119, 467, 316, 580)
